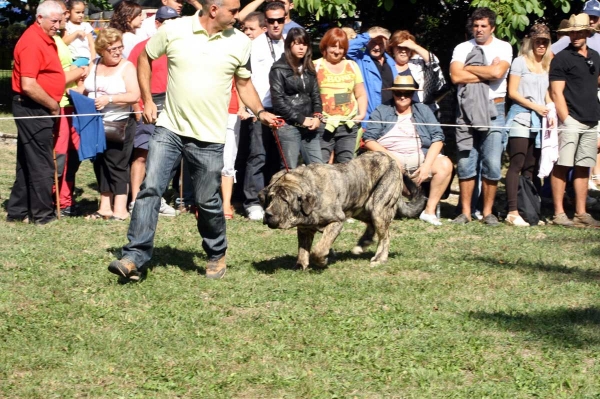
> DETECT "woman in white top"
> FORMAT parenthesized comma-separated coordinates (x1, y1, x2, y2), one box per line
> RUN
(109, 0, 144, 59)
(84, 28, 140, 220)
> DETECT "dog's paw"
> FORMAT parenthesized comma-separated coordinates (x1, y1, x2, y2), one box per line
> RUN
(370, 256, 388, 267)
(294, 263, 308, 271)
(351, 246, 364, 255)
(310, 255, 328, 268)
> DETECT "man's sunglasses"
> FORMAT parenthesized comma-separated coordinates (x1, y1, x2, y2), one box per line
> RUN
(266, 17, 285, 25)
(392, 90, 413, 98)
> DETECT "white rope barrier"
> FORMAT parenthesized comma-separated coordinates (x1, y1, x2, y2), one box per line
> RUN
(0, 111, 581, 132)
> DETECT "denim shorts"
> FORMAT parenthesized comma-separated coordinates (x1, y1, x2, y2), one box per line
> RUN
(456, 102, 506, 181)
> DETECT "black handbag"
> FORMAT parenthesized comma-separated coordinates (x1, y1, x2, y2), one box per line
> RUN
(103, 119, 127, 143)
(422, 52, 450, 105)
(94, 59, 128, 143)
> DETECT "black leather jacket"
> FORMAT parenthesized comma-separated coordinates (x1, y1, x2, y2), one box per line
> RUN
(269, 57, 322, 126)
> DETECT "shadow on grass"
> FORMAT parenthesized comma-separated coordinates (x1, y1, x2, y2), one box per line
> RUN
(469, 307, 600, 348)
(466, 255, 600, 283)
(108, 245, 203, 275)
(252, 250, 400, 274)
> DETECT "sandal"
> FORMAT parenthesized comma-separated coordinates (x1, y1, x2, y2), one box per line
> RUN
(86, 211, 111, 220)
(506, 214, 530, 227)
(110, 215, 130, 221)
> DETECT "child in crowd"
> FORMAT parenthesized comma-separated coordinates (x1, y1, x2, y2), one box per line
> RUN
(63, 0, 96, 67)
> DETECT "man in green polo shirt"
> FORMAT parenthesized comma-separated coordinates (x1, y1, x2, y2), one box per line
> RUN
(108, 0, 276, 282)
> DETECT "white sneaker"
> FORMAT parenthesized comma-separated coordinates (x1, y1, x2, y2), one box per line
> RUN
(420, 211, 442, 226)
(159, 197, 178, 217)
(246, 206, 264, 221)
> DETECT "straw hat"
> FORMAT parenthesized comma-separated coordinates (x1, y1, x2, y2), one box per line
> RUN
(384, 75, 421, 91)
(557, 13, 595, 32)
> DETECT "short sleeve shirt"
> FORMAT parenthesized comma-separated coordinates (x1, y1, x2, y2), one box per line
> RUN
(145, 11, 251, 143)
(12, 23, 65, 102)
(65, 21, 94, 59)
(451, 36, 513, 99)
(510, 56, 549, 125)
(549, 45, 600, 124)
(315, 59, 364, 117)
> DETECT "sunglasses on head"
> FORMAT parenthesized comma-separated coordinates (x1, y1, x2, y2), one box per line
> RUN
(266, 17, 285, 25)
(392, 90, 413, 98)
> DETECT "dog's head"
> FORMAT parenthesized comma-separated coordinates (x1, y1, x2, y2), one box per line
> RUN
(259, 172, 317, 229)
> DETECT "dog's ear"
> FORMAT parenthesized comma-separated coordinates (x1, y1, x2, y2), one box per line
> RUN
(258, 188, 267, 207)
(300, 193, 317, 216)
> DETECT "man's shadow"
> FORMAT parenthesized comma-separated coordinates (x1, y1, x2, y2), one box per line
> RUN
(108, 245, 204, 275)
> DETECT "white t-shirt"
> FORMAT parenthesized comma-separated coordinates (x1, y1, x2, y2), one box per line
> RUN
(122, 32, 144, 59)
(250, 32, 285, 107)
(135, 15, 156, 40)
(65, 21, 94, 59)
(451, 36, 513, 99)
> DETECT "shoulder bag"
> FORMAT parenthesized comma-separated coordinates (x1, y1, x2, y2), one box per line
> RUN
(94, 60, 127, 143)
(422, 52, 450, 105)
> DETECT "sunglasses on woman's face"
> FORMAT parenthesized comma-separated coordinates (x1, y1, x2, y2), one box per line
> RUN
(393, 90, 413, 98)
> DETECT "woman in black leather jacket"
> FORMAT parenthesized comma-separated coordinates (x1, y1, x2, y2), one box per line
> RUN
(269, 28, 323, 169)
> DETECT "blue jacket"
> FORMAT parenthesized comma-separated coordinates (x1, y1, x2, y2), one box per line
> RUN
(70, 90, 105, 161)
(346, 33, 398, 123)
(363, 102, 444, 155)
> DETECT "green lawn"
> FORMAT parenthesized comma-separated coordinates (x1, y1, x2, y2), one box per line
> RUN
(0, 112, 17, 135)
(0, 144, 599, 397)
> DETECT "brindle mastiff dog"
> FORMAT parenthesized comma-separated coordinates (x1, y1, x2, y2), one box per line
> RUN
(259, 151, 425, 270)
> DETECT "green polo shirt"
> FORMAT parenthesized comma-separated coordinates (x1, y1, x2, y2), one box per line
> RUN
(146, 11, 251, 143)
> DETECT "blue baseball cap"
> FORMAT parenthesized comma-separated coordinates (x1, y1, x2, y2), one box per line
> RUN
(155, 6, 180, 22)
(583, 0, 600, 17)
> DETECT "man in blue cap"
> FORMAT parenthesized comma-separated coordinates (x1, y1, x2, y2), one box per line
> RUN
(552, 0, 600, 54)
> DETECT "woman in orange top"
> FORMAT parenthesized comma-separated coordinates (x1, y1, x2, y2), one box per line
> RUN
(314, 27, 367, 163)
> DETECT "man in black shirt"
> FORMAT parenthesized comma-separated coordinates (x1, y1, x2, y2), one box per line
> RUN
(549, 13, 600, 227)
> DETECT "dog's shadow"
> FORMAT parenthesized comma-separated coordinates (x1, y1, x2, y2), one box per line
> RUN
(252, 249, 400, 274)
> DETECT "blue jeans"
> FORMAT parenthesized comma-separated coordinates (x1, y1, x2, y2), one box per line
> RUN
(122, 126, 226, 268)
(456, 102, 506, 181)
(243, 118, 280, 210)
(277, 124, 323, 169)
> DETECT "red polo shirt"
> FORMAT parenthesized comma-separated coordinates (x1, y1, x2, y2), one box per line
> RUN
(128, 38, 167, 95)
(12, 23, 65, 102)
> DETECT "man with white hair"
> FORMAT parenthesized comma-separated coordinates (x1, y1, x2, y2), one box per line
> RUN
(6, 1, 66, 225)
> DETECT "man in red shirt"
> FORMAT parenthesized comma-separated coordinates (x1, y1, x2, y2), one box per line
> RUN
(128, 6, 180, 216)
(7, 1, 66, 225)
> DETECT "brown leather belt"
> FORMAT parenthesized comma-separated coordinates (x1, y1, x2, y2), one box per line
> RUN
(493, 97, 505, 104)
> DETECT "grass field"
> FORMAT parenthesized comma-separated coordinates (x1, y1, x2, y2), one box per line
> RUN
(0, 112, 17, 135)
(0, 143, 600, 397)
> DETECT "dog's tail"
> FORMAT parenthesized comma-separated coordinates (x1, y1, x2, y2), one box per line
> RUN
(396, 173, 427, 219)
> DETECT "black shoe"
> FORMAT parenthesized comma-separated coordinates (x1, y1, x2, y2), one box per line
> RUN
(6, 215, 27, 223)
(35, 216, 57, 225)
(481, 214, 500, 226)
(451, 214, 471, 224)
(60, 205, 80, 217)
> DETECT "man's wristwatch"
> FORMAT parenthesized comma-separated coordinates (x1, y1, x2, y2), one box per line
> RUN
(108, 96, 113, 104)
(256, 109, 266, 119)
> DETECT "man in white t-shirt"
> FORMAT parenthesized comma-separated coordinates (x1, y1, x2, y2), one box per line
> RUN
(243, 1, 286, 220)
(449, 7, 513, 226)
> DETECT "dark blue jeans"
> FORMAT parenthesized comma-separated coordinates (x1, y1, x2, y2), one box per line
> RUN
(243, 118, 280, 210)
(122, 126, 226, 268)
